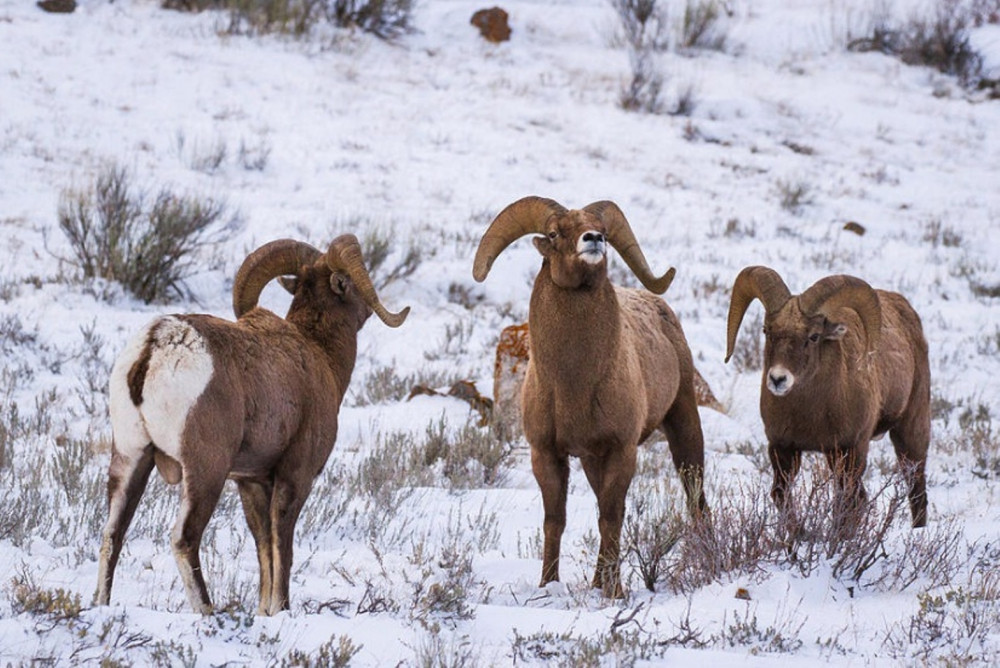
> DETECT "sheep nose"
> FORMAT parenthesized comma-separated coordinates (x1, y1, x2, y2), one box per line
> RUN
(766, 366, 794, 396)
(582, 231, 605, 243)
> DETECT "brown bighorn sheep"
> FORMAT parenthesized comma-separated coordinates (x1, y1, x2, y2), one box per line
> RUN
(96, 234, 409, 615)
(473, 196, 709, 597)
(725, 266, 930, 527)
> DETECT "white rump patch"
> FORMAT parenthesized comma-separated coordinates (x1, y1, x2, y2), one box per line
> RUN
(109, 320, 157, 461)
(111, 316, 214, 463)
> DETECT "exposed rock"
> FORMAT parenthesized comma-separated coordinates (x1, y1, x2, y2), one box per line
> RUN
(492, 323, 530, 440)
(470, 6, 511, 43)
(37, 0, 76, 13)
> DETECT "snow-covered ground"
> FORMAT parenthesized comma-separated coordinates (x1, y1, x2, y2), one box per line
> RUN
(1, 0, 999, 664)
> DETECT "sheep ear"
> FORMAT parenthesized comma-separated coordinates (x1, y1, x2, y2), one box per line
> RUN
(532, 236, 553, 257)
(329, 273, 348, 297)
(278, 276, 298, 294)
(824, 320, 848, 341)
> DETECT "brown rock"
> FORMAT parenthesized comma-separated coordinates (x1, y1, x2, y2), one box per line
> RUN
(492, 323, 530, 439)
(471, 7, 512, 43)
(37, 0, 76, 13)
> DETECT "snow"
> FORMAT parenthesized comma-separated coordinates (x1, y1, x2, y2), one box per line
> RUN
(1, 0, 1000, 664)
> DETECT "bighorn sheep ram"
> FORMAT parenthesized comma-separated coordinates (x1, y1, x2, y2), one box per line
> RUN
(96, 234, 409, 615)
(725, 266, 930, 527)
(473, 196, 709, 597)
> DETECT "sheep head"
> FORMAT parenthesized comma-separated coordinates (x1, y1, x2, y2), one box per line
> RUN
(473, 196, 676, 294)
(726, 266, 882, 397)
(232, 234, 410, 327)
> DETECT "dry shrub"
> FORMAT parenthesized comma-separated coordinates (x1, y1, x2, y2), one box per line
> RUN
(56, 163, 233, 304)
(848, 0, 988, 89)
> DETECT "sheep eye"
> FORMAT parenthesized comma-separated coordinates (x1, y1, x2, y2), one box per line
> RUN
(548, 231, 558, 239)
(808, 333, 820, 343)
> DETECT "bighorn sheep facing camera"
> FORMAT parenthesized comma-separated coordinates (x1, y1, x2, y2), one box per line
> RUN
(725, 266, 930, 527)
(96, 235, 409, 615)
(473, 196, 708, 597)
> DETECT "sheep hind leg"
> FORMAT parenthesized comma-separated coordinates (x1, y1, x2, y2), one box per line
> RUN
(890, 426, 928, 528)
(171, 472, 227, 615)
(266, 475, 312, 616)
(95, 445, 155, 606)
(661, 391, 709, 517)
(581, 447, 636, 598)
(530, 447, 569, 587)
(236, 478, 275, 616)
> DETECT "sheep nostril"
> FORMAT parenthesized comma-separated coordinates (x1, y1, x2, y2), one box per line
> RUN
(583, 232, 605, 244)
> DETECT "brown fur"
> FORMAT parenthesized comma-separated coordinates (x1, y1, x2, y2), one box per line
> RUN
(498, 208, 708, 597)
(96, 260, 375, 616)
(731, 273, 930, 527)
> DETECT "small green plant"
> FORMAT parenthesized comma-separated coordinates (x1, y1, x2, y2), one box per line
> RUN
(56, 162, 234, 304)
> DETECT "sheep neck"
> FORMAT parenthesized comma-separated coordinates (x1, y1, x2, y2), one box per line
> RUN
(286, 309, 359, 404)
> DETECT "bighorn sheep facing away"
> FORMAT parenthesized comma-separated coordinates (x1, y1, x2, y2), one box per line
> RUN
(473, 196, 709, 597)
(725, 266, 930, 527)
(96, 235, 409, 615)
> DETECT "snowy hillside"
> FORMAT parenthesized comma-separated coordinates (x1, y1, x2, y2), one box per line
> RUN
(1, 0, 999, 664)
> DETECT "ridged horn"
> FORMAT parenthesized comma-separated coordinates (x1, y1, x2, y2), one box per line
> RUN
(799, 275, 882, 353)
(725, 266, 792, 363)
(583, 200, 675, 294)
(472, 196, 566, 282)
(233, 240, 323, 318)
(326, 234, 410, 328)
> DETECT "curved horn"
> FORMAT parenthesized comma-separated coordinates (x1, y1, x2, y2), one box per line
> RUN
(583, 201, 675, 294)
(233, 240, 323, 318)
(326, 234, 410, 328)
(725, 266, 792, 363)
(472, 196, 566, 282)
(799, 275, 882, 353)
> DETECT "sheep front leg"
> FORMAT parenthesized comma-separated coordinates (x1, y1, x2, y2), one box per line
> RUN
(824, 444, 870, 530)
(95, 446, 155, 606)
(581, 445, 636, 598)
(237, 478, 275, 616)
(768, 446, 801, 517)
(531, 447, 569, 587)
